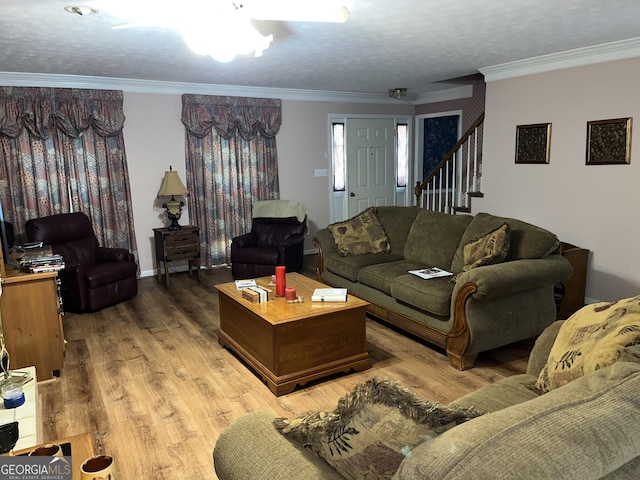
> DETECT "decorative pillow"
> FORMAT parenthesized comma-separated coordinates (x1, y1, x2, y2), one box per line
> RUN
(462, 222, 511, 271)
(535, 295, 640, 393)
(328, 208, 391, 256)
(273, 378, 482, 480)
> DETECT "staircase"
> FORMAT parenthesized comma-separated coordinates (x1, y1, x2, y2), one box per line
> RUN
(414, 113, 484, 213)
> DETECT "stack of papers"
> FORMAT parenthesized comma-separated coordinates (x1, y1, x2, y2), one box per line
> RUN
(19, 253, 65, 273)
(311, 288, 348, 302)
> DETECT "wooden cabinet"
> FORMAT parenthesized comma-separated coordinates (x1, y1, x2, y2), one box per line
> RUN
(0, 269, 64, 381)
(557, 242, 589, 319)
(153, 226, 201, 288)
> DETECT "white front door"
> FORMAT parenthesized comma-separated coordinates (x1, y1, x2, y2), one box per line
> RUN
(346, 118, 396, 217)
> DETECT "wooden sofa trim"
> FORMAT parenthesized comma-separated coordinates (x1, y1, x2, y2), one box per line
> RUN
(314, 238, 326, 284)
(314, 239, 476, 370)
(447, 282, 477, 370)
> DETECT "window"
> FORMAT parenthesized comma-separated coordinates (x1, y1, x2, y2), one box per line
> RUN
(396, 123, 408, 187)
(332, 123, 345, 191)
(0, 87, 137, 254)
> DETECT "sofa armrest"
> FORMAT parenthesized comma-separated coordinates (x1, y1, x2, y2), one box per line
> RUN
(446, 255, 573, 367)
(279, 234, 305, 248)
(313, 229, 337, 281)
(313, 229, 336, 256)
(232, 232, 257, 249)
(394, 362, 640, 480)
(214, 411, 344, 480)
(526, 320, 565, 376)
(453, 254, 573, 300)
(96, 247, 134, 263)
(277, 234, 305, 272)
(277, 234, 304, 254)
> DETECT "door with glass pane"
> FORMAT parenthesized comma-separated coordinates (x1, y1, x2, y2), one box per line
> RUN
(346, 118, 396, 217)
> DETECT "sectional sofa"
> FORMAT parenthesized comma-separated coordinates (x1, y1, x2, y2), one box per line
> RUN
(313, 207, 573, 369)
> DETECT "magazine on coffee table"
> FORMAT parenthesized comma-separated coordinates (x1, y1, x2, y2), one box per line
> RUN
(408, 267, 452, 280)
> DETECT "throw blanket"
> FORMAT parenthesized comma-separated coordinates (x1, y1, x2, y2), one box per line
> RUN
(536, 295, 640, 392)
(252, 200, 308, 223)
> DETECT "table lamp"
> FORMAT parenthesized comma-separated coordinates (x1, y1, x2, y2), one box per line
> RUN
(157, 166, 189, 230)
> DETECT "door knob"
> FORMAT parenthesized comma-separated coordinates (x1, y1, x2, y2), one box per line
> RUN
(349, 192, 355, 197)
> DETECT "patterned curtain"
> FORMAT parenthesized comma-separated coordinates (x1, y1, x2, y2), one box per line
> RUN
(182, 94, 281, 266)
(0, 87, 138, 256)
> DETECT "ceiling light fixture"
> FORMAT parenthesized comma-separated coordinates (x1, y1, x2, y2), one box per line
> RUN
(94, 1, 347, 63)
(389, 88, 408, 100)
(182, 3, 273, 63)
(64, 5, 98, 16)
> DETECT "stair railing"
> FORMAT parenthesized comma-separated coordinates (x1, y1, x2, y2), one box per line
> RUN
(414, 113, 484, 213)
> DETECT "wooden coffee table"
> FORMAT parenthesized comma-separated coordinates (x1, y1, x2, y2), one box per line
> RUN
(216, 273, 370, 395)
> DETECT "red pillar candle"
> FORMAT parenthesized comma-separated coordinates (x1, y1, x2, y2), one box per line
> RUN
(285, 287, 296, 301)
(275, 266, 286, 297)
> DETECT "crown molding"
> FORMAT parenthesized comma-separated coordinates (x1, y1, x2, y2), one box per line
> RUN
(4, 38, 640, 103)
(0, 71, 419, 104)
(417, 85, 473, 104)
(480, 36, 640, 82)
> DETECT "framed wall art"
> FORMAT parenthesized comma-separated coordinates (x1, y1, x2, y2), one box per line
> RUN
(586, 117, 632, 165)
(515, 123, 551, 164)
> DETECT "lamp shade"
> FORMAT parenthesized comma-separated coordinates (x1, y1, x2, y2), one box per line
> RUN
(157, 168, 188, 198)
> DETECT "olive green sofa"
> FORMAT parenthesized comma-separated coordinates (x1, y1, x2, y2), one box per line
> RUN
(213, 320, 640, 479)
(313, 207, 573, 369)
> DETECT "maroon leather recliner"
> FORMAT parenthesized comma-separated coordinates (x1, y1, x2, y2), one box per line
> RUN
(25, 212, 138, 312)
(231, 216, 306, 280)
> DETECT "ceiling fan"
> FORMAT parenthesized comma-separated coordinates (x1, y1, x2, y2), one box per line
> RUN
(240, 2, 349, 23)
(80, 1, 350, 62)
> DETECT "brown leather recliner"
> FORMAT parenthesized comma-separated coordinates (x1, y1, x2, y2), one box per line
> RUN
(25, 212, 138, 312)
(231, 216, 307, 280)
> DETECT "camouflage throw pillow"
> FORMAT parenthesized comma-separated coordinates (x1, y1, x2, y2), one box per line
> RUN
(274, 378, 482, 480)
(328, 207, 391, 256)
(462, 222, 511, 271)
(536, 295, 640, 393)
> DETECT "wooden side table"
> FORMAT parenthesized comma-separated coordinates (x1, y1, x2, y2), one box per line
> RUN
(557, 241, 589, 319)
(153, 226, 202, 288)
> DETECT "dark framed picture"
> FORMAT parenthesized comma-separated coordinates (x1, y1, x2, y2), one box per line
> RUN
(586, 117, 632, 165)
(515, 123, 551, 164)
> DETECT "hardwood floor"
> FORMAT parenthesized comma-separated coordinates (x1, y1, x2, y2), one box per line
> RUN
(38, 256, 532, 479)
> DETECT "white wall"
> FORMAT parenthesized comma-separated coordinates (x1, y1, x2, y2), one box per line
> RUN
(123, 93, 187, 276)
(476, 57, 640, 302)
(123, 93, 412, 275)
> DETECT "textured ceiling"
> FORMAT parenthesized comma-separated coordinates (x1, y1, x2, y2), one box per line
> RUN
(2, 0, 640, 97)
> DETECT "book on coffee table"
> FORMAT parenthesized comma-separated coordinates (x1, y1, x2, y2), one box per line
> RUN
(408, 267, 452, 280)
(311, 288, 348, 302)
